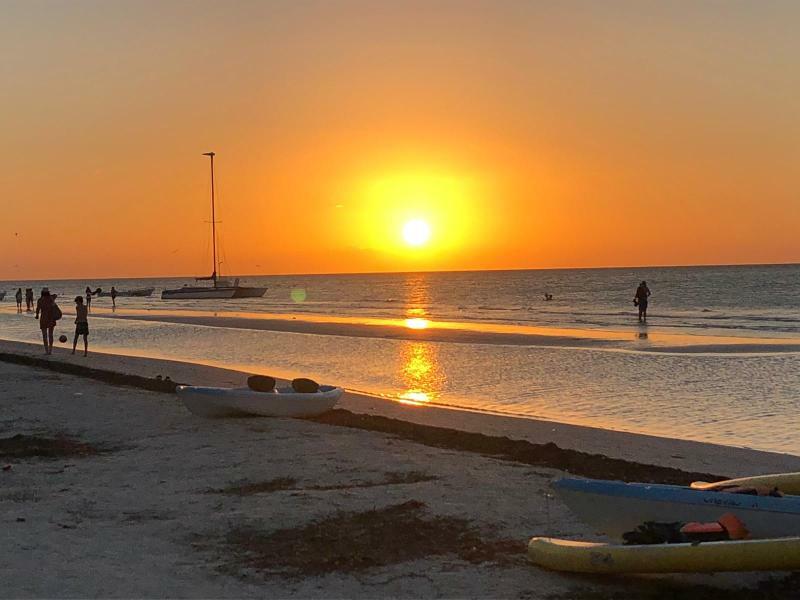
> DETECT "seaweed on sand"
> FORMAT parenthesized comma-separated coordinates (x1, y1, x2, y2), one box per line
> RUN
(0, 434, 99, 459)
(211, 477, 299, 496)
(210, 471, 438, 496)
(0, 352, 178, 393)
(220, 500, 524, 577)
(311, 410, 725, 485)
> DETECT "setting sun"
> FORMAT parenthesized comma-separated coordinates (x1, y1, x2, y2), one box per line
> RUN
(402, 219, 431, 247)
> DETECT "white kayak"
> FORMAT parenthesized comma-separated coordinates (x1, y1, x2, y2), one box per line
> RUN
(177, 385, 343, 418)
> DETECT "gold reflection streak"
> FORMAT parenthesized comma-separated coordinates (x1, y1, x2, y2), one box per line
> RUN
(398, 341, 439, 405)
(399, 273, 436, 404)
(404, 273, 429, 318)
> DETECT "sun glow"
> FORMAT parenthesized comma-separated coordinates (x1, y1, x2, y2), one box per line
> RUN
(350, 171, 484, 263)
(402, 219, 431, 246)
(404, 317, 430, 329)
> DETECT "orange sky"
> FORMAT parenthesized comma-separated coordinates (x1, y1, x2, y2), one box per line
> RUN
(1, 1, 798, 279)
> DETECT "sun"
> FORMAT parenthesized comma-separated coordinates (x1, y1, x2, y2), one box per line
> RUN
(402, 219, 431, 247)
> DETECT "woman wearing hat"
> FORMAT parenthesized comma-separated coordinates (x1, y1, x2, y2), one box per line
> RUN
(35, 288, 60, 354)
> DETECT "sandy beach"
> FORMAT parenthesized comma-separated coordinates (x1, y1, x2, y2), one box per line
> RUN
(2, 340, 800, 598)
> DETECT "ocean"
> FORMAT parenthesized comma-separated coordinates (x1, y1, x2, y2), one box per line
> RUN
(2, 264, 799, 454)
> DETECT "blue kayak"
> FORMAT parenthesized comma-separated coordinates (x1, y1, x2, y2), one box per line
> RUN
(554, 477, 800, 540)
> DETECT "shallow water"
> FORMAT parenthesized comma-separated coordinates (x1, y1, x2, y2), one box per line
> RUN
(3, 264, 800, 336)
(1, 309, 799, 455)
(2, 265, 799, 454)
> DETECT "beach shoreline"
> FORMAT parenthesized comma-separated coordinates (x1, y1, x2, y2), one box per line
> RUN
(2, 338, 798, 476)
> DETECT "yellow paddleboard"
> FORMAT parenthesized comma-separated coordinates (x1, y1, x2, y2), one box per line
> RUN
(690, 472, 800, 495)
(528, 536, 800, 574)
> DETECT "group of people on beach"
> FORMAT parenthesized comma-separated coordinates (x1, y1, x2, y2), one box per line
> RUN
(83, 285, 118, 310)
(30, 288, 90, 356)
(17, 283, 124, 356)
(13, 288, 35, 313)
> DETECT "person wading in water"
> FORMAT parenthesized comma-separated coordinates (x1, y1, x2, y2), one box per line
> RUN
(634, 280, 651, 322)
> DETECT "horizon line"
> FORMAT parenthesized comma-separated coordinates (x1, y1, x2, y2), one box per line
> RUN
(2, 260, 799, 283)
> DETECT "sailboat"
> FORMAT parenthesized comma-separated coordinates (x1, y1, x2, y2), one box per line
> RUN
(162, 152, 267, 300)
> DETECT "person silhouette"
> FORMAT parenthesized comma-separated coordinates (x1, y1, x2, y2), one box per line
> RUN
(35, 288, 58, 354)
(634, 280, 651, 322)
(72, 296, 89, 357)
(15, 288, 22, 313)
(110, 286, 118, 309)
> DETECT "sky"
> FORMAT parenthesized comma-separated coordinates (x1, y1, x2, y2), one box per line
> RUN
(1, 0, 798, 279)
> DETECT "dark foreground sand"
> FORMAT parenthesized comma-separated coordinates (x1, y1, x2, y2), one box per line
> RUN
(2, 341, 800, 598)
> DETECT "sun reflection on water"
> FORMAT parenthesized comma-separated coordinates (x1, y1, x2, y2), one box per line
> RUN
(399, 390, 431, 404)
(404, 318, 430, 329)
(398, 341, 442, 406)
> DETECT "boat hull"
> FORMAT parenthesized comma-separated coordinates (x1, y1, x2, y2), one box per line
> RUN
(554, 478, 800, 540)
(161, 287, 236, 299)
(176, 385, 342, 418)
(98, 287, 155, 298)
(231, 286, 267, 298)
(528, 536, 800, 574)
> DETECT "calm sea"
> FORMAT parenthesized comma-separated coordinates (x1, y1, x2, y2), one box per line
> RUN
(2, 264, 799, 454)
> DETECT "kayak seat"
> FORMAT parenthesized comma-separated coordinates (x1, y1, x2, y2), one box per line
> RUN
(291, 378, 320, 393)
(247, 375, 277, 392)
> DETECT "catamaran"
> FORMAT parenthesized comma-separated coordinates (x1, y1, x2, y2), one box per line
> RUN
(162, 152, 267, 300)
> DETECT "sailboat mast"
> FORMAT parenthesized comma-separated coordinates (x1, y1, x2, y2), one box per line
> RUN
(203, 152, 217, 287)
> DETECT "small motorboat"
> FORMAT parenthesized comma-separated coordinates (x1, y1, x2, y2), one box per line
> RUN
(554, 477, 800, 540)
(97, 287, 155, 298)
(161, 286, 236, 300)
(528, 535, 800, 574)
(176, 384, 343, 418)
